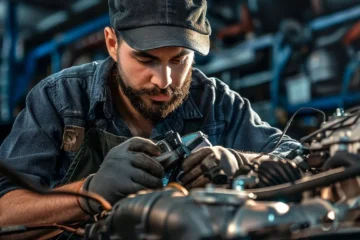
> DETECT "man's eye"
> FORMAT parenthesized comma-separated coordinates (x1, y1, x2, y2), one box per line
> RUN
(171, 58, 186, 64)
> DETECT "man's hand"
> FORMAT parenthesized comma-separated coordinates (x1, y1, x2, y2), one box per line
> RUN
(181, 146, 240, 189)
(80, 137, 164, 214)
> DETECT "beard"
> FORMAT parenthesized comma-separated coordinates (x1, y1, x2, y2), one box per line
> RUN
(116, 64, 192, 122)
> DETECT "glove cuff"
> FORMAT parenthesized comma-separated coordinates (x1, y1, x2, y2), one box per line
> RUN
(78, 174, 102, 215)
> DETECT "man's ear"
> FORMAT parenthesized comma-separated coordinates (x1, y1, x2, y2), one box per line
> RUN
(104, 27, 118, 62)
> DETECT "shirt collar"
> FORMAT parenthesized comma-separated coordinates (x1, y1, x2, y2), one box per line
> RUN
(88, 57, 115, 120)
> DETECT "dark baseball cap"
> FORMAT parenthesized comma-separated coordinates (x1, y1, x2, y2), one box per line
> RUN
(108, 0, 211, 56)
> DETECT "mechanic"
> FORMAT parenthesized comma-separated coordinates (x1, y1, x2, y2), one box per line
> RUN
(0, 0, 300, 238)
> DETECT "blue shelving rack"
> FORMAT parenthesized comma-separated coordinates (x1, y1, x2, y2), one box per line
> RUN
(1, 4, 360, 125)
(0, 0, 18, 124)
(273, 5, 360, 117)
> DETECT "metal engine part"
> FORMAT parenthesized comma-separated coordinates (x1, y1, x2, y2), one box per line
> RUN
(83, 107, 360, 240)
(306, 108, 360, 201)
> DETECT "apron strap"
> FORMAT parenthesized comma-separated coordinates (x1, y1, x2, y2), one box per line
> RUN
(60, 128, 129, 185)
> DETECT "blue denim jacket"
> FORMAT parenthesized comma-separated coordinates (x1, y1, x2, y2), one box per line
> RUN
(0, 57, 300, 197)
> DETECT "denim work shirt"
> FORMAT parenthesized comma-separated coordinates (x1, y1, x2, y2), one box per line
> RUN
(0, 57, 300, 197)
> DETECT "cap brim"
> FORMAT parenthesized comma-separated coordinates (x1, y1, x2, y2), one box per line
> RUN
(118, 25, 210, 56)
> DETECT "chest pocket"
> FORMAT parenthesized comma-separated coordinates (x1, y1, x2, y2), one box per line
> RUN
(60, 128, 128, 185)
(201, 122, 225, 145)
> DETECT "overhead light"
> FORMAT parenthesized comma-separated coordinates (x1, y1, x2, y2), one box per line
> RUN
(36, 11, 68, 32)
(72, 0, 100, 13)
(0, 2, 5, 22)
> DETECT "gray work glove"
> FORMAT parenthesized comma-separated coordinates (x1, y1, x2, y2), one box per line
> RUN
(80, 137, 164, 214)
(181, 146, 244, 189)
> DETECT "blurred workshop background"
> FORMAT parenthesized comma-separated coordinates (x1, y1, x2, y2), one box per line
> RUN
(1, 0, 360, 144)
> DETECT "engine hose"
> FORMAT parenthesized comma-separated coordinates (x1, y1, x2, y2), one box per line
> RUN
(323, 151, 360, 170)
(245, 164, 360, 200)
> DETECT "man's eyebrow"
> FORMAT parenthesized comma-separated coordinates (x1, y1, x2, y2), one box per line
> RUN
(132, 51, 159, 59)
(173, 49, 192, 58)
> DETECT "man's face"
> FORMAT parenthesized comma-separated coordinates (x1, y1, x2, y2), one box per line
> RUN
(116, 40, 194, 121)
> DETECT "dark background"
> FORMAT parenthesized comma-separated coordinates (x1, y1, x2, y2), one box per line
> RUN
(1, 0, 360, 144)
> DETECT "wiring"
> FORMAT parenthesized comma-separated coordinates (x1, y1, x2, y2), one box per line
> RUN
(0, 223, 85, 237)
(245, 107, 360, 200)
(273, 107, 326, 150)
(300, 108, 360, 143)
(0, 161, 111, 212)
(0, 160, 111, 237)
(251, 107, 326, 161)
(251, 106, 360, 162)
(324, 114, 360, 139)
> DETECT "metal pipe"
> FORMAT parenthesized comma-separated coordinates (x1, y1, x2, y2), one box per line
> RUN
(270, 33, 292, 125)
(51, 48, 62, 74)
(0, 0, 17, 123)
(13, 14, 109, 107)
(310, 5, 360, 31)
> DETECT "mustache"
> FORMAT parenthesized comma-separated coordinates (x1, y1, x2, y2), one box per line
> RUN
(131, 86, 184, 97)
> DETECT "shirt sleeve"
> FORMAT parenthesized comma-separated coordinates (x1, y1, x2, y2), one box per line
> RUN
(220, 86, 301, 158)
(0, 79, 63, 197)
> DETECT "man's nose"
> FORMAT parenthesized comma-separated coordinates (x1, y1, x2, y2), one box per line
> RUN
(151, 65, 172, 89)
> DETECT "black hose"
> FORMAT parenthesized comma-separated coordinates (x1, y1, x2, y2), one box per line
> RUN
(323, 151, 360, 170)
(245, 162, 360, 200)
